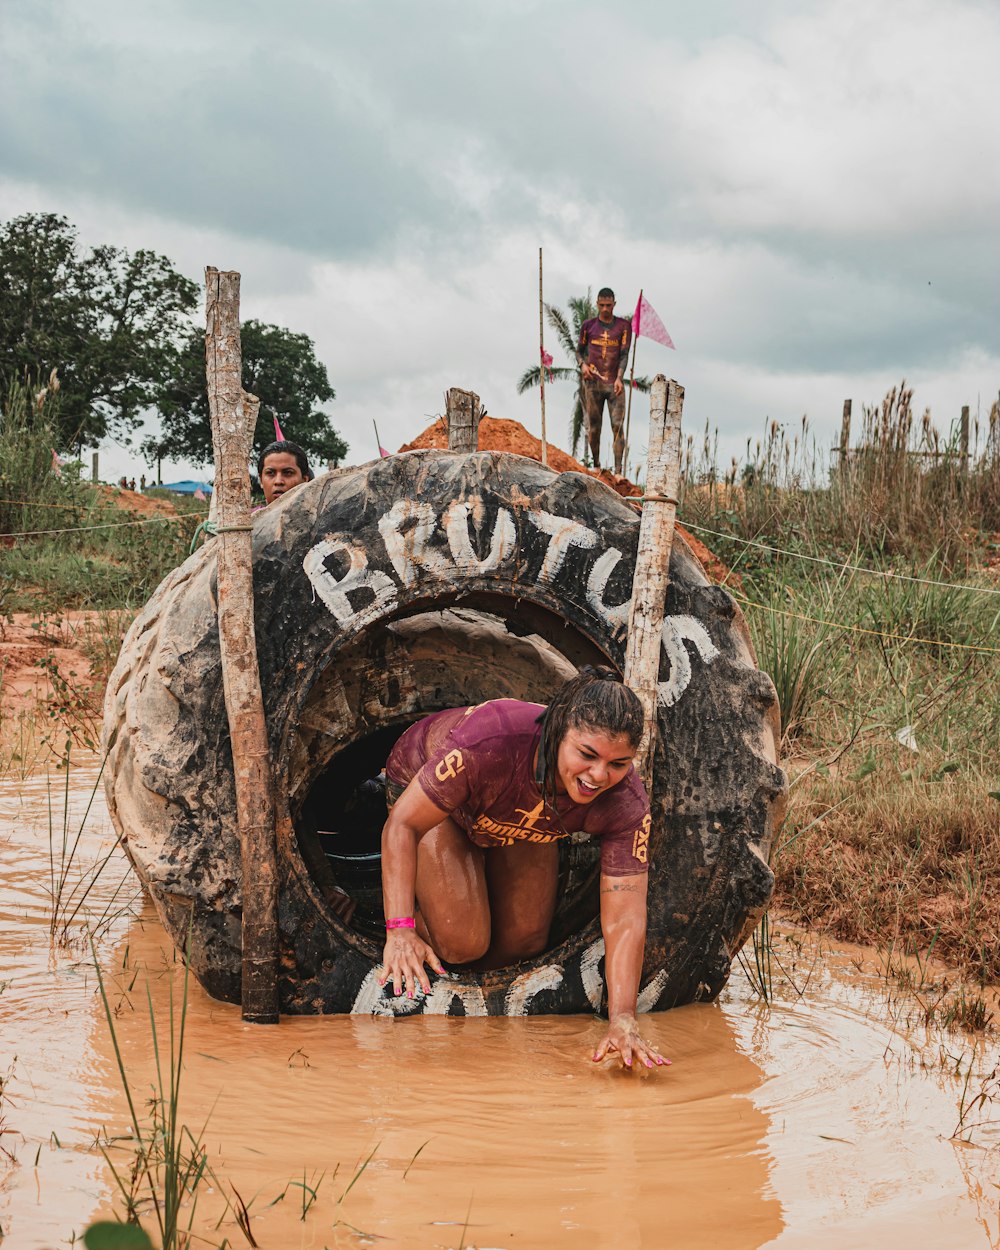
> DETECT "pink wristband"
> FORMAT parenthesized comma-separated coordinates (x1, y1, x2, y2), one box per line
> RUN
(386, 916, 415, 930)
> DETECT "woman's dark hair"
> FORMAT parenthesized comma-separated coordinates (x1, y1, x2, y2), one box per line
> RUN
(257, 440, 313, 480)
(535, 666, 643, 814)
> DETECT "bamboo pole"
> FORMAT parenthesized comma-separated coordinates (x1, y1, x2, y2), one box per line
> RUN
(623, 375, 684, 788)
(538, 247, 548, 467)
(205, 267, 280, 1025)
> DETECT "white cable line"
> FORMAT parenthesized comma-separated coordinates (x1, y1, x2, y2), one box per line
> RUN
(4, 513, 194, 539)
(682, 521, 1000, 598)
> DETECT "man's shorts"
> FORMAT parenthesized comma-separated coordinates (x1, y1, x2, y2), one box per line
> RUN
(385, 774, 406, 810)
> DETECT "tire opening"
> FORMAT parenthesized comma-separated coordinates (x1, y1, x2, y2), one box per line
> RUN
(290, 607, 609, 950)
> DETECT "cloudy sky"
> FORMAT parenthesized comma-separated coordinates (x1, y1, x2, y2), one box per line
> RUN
(2, 0, 998, 483)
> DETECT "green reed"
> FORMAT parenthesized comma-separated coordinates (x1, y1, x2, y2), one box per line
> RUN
(90, 931, 215, 1249)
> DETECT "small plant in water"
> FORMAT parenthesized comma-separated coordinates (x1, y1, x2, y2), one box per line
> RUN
(952, 1047, 1000, 1143)
(46, 738, 134, 945)
(90, 931, 216, 1249)
(269, 1167, 327, 1221)
(1, 1054, 16, 1165)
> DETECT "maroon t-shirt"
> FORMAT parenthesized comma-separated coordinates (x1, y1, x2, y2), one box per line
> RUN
(385, 700, 650, 876)
(578, 315, 632, 384)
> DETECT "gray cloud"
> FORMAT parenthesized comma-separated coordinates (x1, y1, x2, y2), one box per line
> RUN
(1, 0, 997, 483)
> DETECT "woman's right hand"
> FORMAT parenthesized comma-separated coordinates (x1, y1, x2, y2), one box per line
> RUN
(379, 929, 445, 999)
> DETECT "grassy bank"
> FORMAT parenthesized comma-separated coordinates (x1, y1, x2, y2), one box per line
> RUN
(679, 385, 1000, 983)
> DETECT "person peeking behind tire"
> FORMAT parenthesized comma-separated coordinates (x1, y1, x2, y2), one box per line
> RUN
(379, 666, 669, 1072)
(258, 440, 313, 505)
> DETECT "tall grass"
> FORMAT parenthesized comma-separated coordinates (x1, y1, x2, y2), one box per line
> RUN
(680, 384, 1000, 986)
(0, 377, 204, 615)
(0, 376, 99, 538)
(681, 383, 1000, 569)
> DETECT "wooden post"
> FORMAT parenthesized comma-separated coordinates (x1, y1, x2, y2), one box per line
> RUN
(538, 247, 548, 467)
(204, 267, 280, 1025)
(623, 375, 683, 787)
(91, 452, 99, 484)
(960, 405, 970, 466)
(446, 387, 482, 452)
(840, 399, 852, 459)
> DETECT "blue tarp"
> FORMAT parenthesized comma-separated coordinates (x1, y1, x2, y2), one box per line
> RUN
(157, 480, 213, 495)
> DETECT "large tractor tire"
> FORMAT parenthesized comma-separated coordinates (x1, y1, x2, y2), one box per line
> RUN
(103, 450, 785, 1016)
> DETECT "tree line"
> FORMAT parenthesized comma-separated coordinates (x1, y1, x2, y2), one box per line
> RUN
(0, 212, 347, 470)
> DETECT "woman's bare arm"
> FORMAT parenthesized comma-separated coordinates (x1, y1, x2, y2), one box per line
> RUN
(379, 778, 449, 996)
(593, 873, 669, 1070)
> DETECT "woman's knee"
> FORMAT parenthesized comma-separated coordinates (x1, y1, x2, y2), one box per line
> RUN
(502, 922, 551, 960)
(433, 920, 491, 966)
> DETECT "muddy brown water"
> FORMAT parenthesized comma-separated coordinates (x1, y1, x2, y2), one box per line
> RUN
(1, 761, 998, 1249)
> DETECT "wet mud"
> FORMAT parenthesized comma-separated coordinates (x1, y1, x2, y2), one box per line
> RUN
(1, 761, 998, 1249)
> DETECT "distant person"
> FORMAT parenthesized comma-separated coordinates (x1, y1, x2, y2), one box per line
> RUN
(140, 473, 146, 491)
(128, 477, 136, 492)
(257, 440, 313, 505)
(577, 288, 632, 474)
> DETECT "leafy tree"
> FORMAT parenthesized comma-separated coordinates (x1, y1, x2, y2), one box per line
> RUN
(0, 212, 198, 449)
(150, 320, 347, 469)
(517, 291, 651, 459)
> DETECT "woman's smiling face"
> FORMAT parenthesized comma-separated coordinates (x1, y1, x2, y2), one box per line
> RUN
(555, 724, 636, 803)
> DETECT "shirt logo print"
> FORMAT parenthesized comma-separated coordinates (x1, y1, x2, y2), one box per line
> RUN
(632, 814, 651, 865)
(435, 749, 465, 782)
(513, 799, 547, 831)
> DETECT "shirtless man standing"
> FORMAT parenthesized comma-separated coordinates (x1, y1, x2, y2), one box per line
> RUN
(577, 288, 632, 474)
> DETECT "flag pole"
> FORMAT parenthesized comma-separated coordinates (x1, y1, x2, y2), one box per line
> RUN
(538, 246, 548, 467)
(624, 288, 642, 471)
(373, 419, 384, 457)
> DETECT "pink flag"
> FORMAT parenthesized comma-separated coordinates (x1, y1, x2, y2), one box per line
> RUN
(632, 293, 675, 350)
(50, 448, 62, 478)
(273, 416, 286, 442)
(541, 347, 554, 383)
(379, 446, 390, 459)
(194, 487, 206, 501)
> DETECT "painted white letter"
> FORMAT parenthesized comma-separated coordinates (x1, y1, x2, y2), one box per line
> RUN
(580, 938, 606, 1011)
(504, 964, 565, 1015)
(303, 538, 397, 628)
(528, 511, 599, 581)
(586, 547, 630, 634)
(444, 499, 516, 574)
(378, 499, 451, 588)
(658, 615, 720, 707)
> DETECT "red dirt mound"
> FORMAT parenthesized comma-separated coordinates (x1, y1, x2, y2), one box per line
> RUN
(96, 485, 178, 517)
(398, 416, 734, 587)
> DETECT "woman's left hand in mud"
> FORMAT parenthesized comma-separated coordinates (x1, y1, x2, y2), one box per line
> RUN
(593, 1013, 670, 1071)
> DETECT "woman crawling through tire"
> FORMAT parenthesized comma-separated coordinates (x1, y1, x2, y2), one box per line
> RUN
(379, 667, 669, 1071)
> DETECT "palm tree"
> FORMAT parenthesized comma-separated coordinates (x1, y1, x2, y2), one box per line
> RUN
(516, 291, 651, 460)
